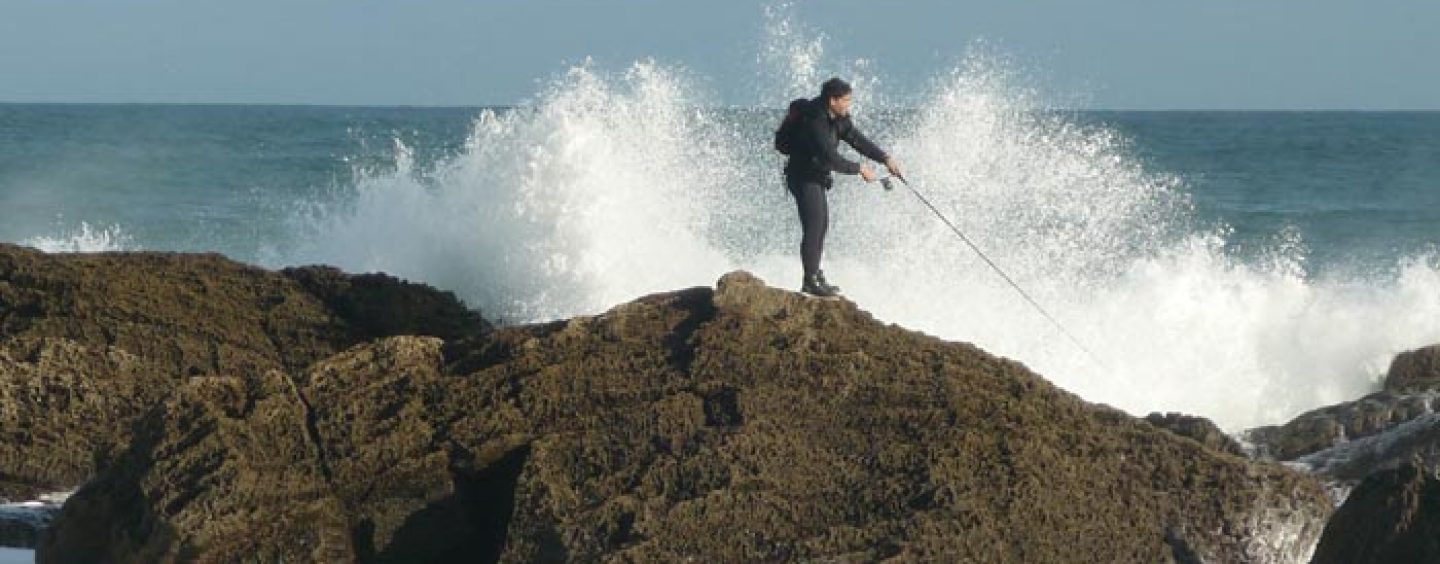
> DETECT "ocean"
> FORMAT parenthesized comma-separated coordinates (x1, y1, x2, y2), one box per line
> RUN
(4, 65, 1440, 435)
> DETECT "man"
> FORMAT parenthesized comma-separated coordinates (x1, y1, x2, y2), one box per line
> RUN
(784, 77, 902, 298)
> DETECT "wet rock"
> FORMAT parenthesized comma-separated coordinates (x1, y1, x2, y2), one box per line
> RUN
(1311, 459, 1440, 564)
(1244, 390, 1436, 463)
(42, 271, 1332, 563)
(1144, 412, 1245, 457)
(1292, 414, 1440, 484)
(0, 506, 53, 549)
(1238, 344, 1440, 505)
(1242, 343, 1440, 468)
(1384, 344, 1440, 394)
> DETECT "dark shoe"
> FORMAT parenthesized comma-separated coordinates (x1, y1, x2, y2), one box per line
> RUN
(802, 273, 839, 298)
(815, 270, 841, 294)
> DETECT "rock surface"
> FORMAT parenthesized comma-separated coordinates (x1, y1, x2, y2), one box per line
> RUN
(1311, 460, 1440, 564)
(0, 244, 487, 513)
(0, 504, 54, 549)
(1291, 413, 1440, 484)
(38, 269, 1332, 562)
(1240, 344, 1440, 489)
(1384, 344, 1440, 394)
(1243, 345, 1440, 470)
(1244, 390, 1437, 464)
(1145, 412, 1246, 457)
(1230, 345, 1440, 563)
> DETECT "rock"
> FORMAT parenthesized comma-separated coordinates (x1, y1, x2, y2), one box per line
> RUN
(1244, 390, 1436, 463)
(42, 271, 1333, 563)
(1237, 344, 1440, 497)
(282, 265, 488, 346)
(1384, 345, 1440, 393)
(1311, 459, 1440, 564)
(0, 495, 64, 549)
(1144, 412, 1246, 457)
(0, 340, 170, 502)
(1, 245, 334, 375)
(40, 337, 450, 562)
(1291, 414, 1440, 484)
(0, 244, 489, 375)
(0, 244, 488, 505)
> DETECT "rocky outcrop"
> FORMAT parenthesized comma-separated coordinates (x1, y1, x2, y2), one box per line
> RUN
(1, 505, 52, 549)
(1244, 391, 1437, 463)
(1145, 412, 1246, 457)
(0, 244, 488, 375)
(1311, 460, 1440, 564)
(282, 265, 490, 347)
(1223, 345, 1440, 562)
(1289, 413, 1440, 484)
(1384, 345, 1440, 394)
(1240, 345, 1440, 487)
(0, 340, 170, 502)
(39, 337, 477, 562)
(39, 271, 1332, 562)
(0, 243, 487, 517)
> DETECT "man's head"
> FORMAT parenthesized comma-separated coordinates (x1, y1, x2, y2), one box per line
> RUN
(820, 77, 853, 118)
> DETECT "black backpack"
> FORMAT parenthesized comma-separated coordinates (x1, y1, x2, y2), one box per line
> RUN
(773, 98, 808, 156)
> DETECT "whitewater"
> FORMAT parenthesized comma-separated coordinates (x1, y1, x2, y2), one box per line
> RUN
(18, 10, 1440, 433)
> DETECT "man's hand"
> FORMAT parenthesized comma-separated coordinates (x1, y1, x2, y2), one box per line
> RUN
(859, 164, 877, 182)
(884, 157, 903, 180)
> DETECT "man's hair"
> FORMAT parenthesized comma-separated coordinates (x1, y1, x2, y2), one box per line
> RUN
(820, 77, 852, 100)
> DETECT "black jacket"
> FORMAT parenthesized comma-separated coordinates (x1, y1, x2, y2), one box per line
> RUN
(784, 96, 889, 187)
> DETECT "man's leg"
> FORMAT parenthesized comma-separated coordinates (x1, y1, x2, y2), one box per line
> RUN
(788, 177, 833, 296)
(788, 177, 828, 277)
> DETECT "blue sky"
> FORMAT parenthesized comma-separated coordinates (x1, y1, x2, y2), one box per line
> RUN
(2, 0, 1435, 109)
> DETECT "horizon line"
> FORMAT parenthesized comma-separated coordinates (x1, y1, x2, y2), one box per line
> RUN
(3, 100, 1440, 113)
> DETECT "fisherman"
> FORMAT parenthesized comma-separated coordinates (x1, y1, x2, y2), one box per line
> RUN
(778, 77, 902, 297)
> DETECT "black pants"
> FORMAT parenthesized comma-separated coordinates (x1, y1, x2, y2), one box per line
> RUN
(786, 176, 828, 278)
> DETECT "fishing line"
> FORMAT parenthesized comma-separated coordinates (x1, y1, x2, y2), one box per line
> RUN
(883, 175, 1108, 369)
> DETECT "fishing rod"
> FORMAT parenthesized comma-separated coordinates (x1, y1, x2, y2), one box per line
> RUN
(880, 175, 1108, 369)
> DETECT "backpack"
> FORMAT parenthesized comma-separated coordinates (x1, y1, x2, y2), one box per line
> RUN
(773, 98, 808, 156)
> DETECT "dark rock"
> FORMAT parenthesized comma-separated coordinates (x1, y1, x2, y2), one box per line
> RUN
(1, 503, 56, 549)
(1238, 344, 1440, 498)
(282, 265, 489, 345)
(42, 271, 1332, 563)
(1311, 459, 1440, 564)
(0, 244, 488, 506)
(1144, 412, 1246, 457)
(1244, 390, 1436, 462)
(1292, 414, 1440, 484)
(1384, 345, 1440, 393)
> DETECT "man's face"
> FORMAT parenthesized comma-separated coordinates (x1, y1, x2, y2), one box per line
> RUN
(828, 93, 853, 118)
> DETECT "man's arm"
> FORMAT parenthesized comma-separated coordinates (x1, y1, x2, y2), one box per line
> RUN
(840, 123, 888, 164)
(843, 121, 902, 180)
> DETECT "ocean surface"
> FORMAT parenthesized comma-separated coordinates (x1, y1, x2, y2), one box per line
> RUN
(4, 66, 1440, 435)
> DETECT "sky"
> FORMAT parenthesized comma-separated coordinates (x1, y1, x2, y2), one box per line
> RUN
(1, 0, 1436, 110)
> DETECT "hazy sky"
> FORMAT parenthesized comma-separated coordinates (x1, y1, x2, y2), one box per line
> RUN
(2, 0, 1436, 109)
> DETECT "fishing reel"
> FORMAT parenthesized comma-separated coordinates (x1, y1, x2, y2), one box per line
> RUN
(879, 175, 906, 191)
